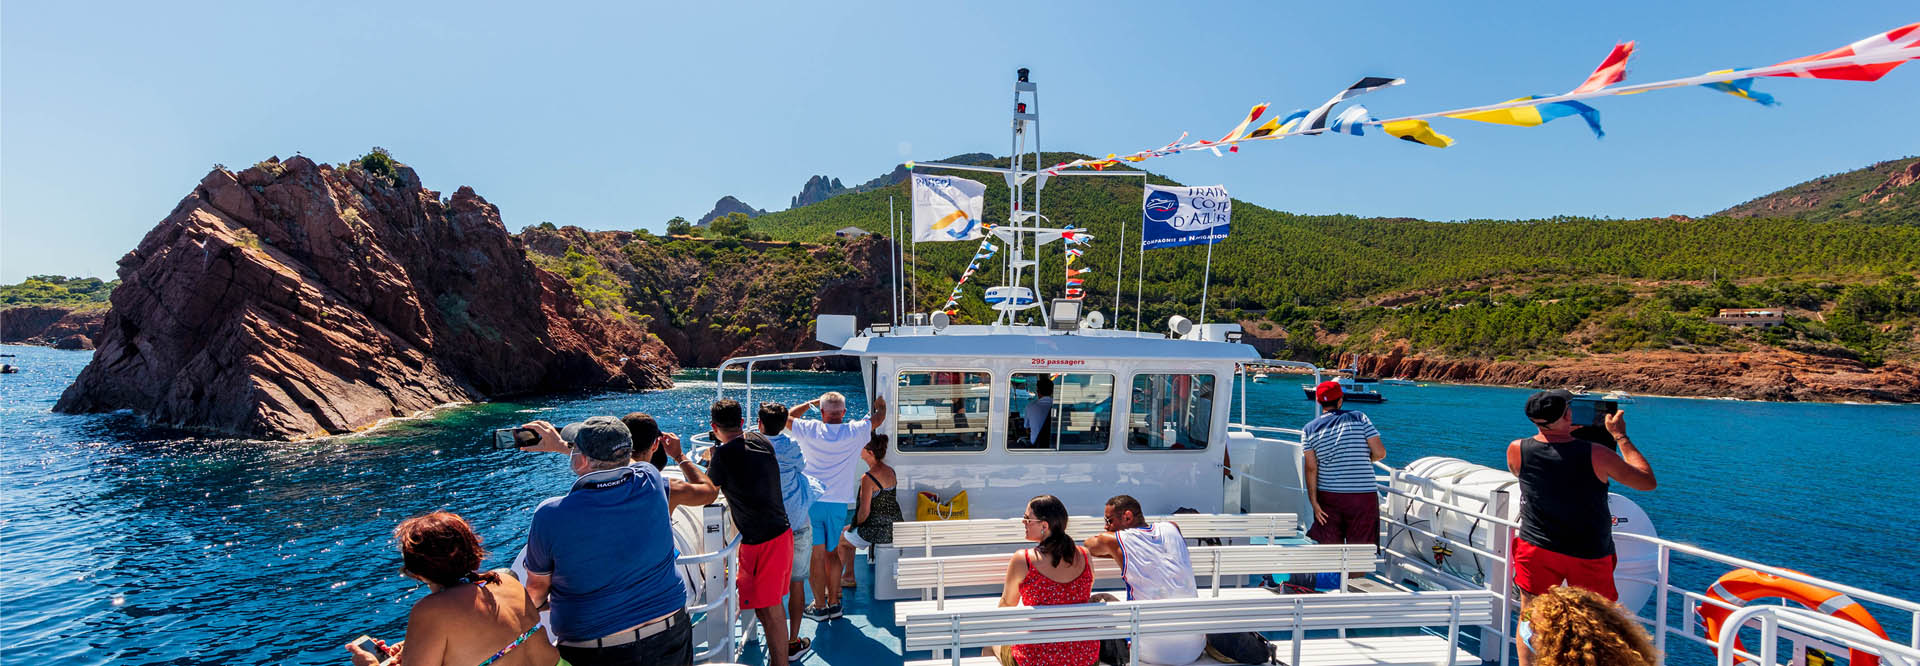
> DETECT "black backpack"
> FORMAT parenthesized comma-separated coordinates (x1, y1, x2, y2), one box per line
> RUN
(1204, 631, 1283, 664)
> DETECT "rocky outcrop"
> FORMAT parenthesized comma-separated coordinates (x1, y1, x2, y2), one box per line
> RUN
(1, 306, 106, 349)
(54, 156, 674, 440)
(790, 175, 848, 208)
(519, 226, 895, 368)
(697, 196, 767, 226)
(1343, 347, 1920, 403)
(1859, 159, 1920, 205)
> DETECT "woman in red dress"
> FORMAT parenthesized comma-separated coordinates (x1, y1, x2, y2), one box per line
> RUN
(987, 495, 1098, 666)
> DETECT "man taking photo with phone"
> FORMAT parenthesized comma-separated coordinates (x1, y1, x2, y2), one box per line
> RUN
(1505, 389, 1656, 666)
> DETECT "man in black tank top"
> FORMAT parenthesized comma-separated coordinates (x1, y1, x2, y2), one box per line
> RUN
(1506, 389, 1657, 666)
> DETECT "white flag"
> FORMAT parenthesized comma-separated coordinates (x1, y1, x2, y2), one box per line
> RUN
(912, 174, 987, 242)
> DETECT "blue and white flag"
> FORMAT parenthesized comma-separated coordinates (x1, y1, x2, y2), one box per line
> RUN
(911, 174, 988, 242)
(1141, 184, 1231, 250)
(1328, 105, 1373, 135)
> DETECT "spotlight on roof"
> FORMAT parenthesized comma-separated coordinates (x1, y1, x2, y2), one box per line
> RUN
(1048, 299, 1083, 332)
(870, 323, 892, 336)
(1224, 331, 1244, 344)
(1168, 315, 1194, 338)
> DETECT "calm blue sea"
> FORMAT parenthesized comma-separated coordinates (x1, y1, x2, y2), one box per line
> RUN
(2, 343, 1916, 665)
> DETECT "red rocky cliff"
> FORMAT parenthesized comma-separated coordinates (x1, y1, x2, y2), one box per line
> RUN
(1343, 347, 1920, 403)
(55, 157, 674, 440)
(1, 306, 106, 350)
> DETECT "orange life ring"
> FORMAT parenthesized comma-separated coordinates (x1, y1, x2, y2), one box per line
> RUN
(1697, 568, 1889, 666)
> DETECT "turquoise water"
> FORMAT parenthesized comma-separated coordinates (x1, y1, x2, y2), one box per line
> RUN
(2, 343, 1916, 664)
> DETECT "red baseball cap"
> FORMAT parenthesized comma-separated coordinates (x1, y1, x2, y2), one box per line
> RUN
(1315, 380, 1344, 403)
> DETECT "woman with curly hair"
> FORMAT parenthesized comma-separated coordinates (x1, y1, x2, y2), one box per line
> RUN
(1521, 585, 1660, 666)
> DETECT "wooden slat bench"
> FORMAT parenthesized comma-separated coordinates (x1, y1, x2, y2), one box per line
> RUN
(901, 589, 1497, 666)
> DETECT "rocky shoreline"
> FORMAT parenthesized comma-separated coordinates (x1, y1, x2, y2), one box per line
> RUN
(0, 305, 104, 350)
(1339, 347, 1920, 404)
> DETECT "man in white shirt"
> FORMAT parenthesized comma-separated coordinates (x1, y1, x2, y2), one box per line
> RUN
(786, 391, 887, 620)
(1085, 494, 1205, 665)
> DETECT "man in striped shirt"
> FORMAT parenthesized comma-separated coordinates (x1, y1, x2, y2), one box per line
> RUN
(1302, 381, 1386, 551)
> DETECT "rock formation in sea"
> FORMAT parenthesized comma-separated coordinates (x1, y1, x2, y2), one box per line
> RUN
(54, 156, 675, 440)
(696, 195, 767, 226)
(1, 306, 106, 350)
(1343, 346, 1920, 403)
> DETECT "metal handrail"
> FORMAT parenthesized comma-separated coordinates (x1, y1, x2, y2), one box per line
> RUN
(683, 535, 743, 663)
(1715, 605, 1920, 666)
(713, 350, 857, 402)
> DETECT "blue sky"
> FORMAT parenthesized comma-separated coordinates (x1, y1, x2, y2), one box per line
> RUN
(2, 1, 1915, 282)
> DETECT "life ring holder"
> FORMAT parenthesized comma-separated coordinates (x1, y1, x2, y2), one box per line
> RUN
(1697, 567, 1890, 666)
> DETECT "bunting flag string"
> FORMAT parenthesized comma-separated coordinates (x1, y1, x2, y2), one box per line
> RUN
(1062, 225, 1092, 300)
(1030, 23, 1915, 169)
(940, 238, 998, 314)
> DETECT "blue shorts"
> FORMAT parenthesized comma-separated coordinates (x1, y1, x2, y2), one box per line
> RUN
(809, 501, 849, 543)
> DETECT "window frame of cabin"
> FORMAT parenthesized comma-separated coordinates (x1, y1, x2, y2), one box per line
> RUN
(1124, 371, 1219, 453)
(1004, 370, 1116, 454)
(892, 367, 995, 454)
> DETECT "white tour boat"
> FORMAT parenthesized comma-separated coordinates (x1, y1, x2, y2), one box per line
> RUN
(520, 67, 1919, 666)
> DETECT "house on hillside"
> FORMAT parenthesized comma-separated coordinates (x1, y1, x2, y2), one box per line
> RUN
(1706, 308, 1785, 328)
(835, 226, 870, 239)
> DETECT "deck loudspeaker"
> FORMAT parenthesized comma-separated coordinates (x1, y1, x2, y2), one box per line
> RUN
(930, 311, 950, 332)
(1167, 315, 1194, 338)
(1081, 311, 1106, 330)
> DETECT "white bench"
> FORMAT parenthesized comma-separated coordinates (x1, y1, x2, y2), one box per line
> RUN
(890, 513, 1300, 556)
(893, 543, 1381, 623)
(902, 589, 1497, 666)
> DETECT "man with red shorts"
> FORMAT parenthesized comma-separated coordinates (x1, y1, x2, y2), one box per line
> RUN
(1506, 389, 1657, 665)
(705, 399, 799, 666)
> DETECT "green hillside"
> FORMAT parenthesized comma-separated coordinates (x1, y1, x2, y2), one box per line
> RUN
(1715, 156, 1920, 224)
(1, 275, 117, 309)
(745, 153, 1920, 364)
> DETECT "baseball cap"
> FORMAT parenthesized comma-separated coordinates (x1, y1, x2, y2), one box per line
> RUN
(1524, 389, 1575, 424)
(560, 416, 634, 462)
(1314, 380, 1344, 403)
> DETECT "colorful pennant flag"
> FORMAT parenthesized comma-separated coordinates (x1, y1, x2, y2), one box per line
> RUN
(1571, 42, 1636, 93)
(1247, 109, 1306, 139)
(1766, 22, 1918, 81)
(1699, 71, 1779, 106)
(1381, 119, 1455, 148)
(1218, 103, 1271, 153)
(1446, 96, 1605, 138)
(1298, 77, 1405, 134)
(1328, 105, 1373, 136)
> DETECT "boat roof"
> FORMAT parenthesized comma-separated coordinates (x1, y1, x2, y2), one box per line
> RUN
(838, 325, 1262, 363)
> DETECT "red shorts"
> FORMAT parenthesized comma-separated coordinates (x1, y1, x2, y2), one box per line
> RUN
(738, 529, 794, 610)
(1511, 537, 1617, 600)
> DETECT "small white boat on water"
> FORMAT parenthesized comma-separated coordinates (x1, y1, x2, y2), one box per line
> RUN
(1382, 377, 1417, 386)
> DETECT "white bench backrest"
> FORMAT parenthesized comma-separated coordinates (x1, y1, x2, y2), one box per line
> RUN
(895, 543, 1376, 602)
(891, 513, 1298, 554)
(902, 589, 1499, 657)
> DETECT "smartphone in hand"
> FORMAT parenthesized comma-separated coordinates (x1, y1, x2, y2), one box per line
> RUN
(492, 427, 542, 449)
(350, 634, 393, 660)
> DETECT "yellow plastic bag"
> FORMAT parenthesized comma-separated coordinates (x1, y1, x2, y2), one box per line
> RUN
(915, 490, 969, 521)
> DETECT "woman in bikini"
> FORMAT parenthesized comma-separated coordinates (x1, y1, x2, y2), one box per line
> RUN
(346, 511, 559, 666)
(986, 495, 1098, 666)
(839, 434, 901, 588)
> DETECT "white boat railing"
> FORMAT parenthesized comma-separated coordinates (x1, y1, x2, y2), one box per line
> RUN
(1713, 605, 1920, 666)
(683, 535, 743, 663)
(713, 350, 857, 406)
(1360, 461, 1920, 666)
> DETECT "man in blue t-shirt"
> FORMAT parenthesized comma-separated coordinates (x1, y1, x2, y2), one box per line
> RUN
(1302, 381, 1386, 551)
(519, 416, 719, 666)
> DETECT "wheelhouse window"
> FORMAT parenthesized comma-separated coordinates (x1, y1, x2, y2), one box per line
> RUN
(1008, 372, 1114, 452)
(895, 370, 991, 452)
(1127, 373, 1216, 451)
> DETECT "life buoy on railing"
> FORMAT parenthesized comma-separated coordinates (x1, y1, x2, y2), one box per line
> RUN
(1697, 567, 1890, 666)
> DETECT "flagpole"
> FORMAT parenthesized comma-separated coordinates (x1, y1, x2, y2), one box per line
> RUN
(1134, 183, 1147, 332)
(1199, 231, 1215, 325)
(890, 196, 901, 325)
